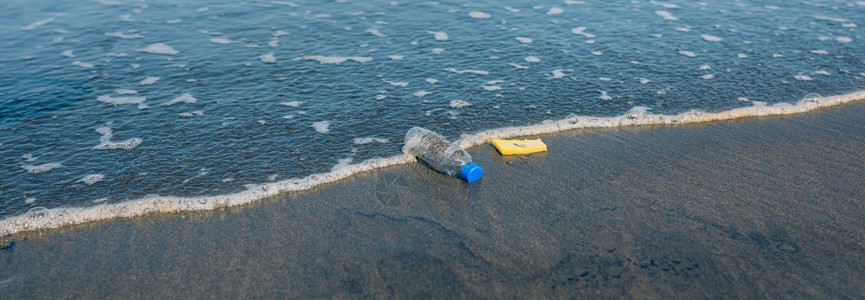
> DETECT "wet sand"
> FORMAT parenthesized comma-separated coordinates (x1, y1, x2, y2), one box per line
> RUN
(1, 103, 864, 298)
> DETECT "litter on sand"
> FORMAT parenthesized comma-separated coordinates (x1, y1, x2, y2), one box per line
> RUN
(491, 139, 547, 155)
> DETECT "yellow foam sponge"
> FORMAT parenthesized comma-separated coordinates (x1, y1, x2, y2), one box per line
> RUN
(491, 139, 547, 155)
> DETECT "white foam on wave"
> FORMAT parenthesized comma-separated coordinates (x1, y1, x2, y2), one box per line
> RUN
(97, 95, 146, 105)
(210, 37, 232, 44)
(701, 34, 723, 42)
(525, 56, 540, 63)
(312, 121, 331, 134)
(106, 32, 143, 39)
(450, 100, 472, 108)
(516, 37, 533, 44)
(413, 91, 432, 97)
(94, 127, 143, 150)
(22, 16, 59, 30)
(548, 7, 563, 15)
(281, 101, 303, 107)
(552, 69, 567, 78)
(508, 63, 530, 69)
(116, 89, 137, 95)
(162, 93, 197, 106)
(810, 50, 828, 55)
(679, 50, 697, 57)
(655, 10, 678, 21)
(452, 91, 865, 149)
(61, 50, 75, 58)
(71, 61, 94, 69)
(77, 174, 105, 186)
(296, 56, 372, 64)
(354, 137, 389, 145)
(599, 90, 612, 101)
(259, 53, 276, 63)
(384, 80, 408, 87)
(571, 27, 595, 38)
(815, 15, 847, 23)
(468, 11, 491, 19)
(137, 43, 178, 55)
(795, 75, 813, 81)
(651, 1, 678, 8)
(444, 68, 489, 75)
(4, 91, 865, 237)
(21, 163, 62, 174)
(835, 37, 852, 44)
(366, 29, 387, 37)
(0, 155, 414, 237)
(429, 31, 449, 41)
(388, 55, 405, 60)
(140, 77, 159, 85)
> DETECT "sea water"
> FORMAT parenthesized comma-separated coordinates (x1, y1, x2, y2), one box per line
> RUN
(1, 0, 863, 235)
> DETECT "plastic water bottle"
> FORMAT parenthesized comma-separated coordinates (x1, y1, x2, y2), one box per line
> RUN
(403, 126, 483, 183)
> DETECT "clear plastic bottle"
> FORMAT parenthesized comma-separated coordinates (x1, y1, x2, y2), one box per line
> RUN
(403, 126, 483, 183)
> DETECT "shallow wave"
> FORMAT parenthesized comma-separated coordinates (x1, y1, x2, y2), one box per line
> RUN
(2, 90, 864, 237)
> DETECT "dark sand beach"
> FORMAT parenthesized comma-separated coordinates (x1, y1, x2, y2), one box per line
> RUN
(1, 103, 864, 298)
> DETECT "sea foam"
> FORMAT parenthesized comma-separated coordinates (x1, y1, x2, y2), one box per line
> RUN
(655, 10, 678, 21)
(210, 37, 232, 44)
(701, 34, 723, 42)
(444, 68, 489, 75)
(97, 95, 146, 105)
(2, 91, 865, 238)
(468, 11, 491, 19)
(296, 56, 372, 64)
(429, 31, 449, 41)
(21, 163, 62, 174)
(137, 43, 179, 55)
(312, 121, 331, 134)
(162, 93, 197, 106)
(516, 37, 533, 44)
(354, 137, 389, 145)
(259, 53, 276, 63)
(94, 127, 143, 150)
(105, 32, 143, 39)
(77, 174, 105, 186)
(22, 16, 59, 30)
(140, 77, 160, 85)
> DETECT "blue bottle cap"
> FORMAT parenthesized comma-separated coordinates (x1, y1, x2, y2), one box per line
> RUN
(460, 163, 483, 183)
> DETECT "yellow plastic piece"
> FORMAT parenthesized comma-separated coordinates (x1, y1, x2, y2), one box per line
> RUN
(491, 139, 547, 155)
